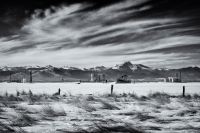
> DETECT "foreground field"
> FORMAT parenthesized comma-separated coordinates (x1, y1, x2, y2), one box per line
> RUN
(0, 90, 200, 133)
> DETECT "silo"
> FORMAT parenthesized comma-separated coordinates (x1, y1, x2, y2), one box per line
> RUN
(98, 74, 105, 82)
(91, 74, 94, 82)
(97, 74, 101, 82)
(176, 73, 178, 77)
(30, 71, 32, 83)
(22, 78, 26, 83)
(102, 74, 105, 81)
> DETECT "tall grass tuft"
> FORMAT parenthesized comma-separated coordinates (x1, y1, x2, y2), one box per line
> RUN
(16, 90, 20, 96)
(193, 93, 200, 99)
(78, 101, 97, 112)
(0, 93, 23, 107)
(42, 105, 66, 117)
(21, 90, 27, 95)
(92, 122, 144, 133)
(86, 95, 95, 101)
(0, 121, 16, 132)
(148, 92, 170, 104)
(99, 99, 120, 110)
(134, 112, 156, 121)
(26, 94, 44, 105)
(176, 108, 197, 116)
(8, 94, 23, 102)
(5, 91, 8, 97)
(129, 92, 139, 99)
(28, 89, 33, 96)
(11, 112, 37, 127)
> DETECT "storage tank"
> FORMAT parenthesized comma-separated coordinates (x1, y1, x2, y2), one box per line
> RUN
(91, 74, 95, 82)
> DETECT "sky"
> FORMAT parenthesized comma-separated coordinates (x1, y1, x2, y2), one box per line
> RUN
(0, 0, 200, 69)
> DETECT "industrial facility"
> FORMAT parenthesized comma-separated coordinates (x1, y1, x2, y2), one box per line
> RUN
(167, 71, 182, 82)
(7, 71, 32, 83)
(157, 71, 182, 83)
(90, 73, 106, 82)
(116, 75, 131, 83)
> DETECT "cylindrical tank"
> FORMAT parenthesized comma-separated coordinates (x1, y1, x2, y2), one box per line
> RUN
(21, 78, 26, 83)
(97, 74, 101, 82)
(91, 74, 95, 82)
(102, 74, 105, 81)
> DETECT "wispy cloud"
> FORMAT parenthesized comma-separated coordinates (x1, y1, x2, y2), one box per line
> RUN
(0, 0, 200, 68)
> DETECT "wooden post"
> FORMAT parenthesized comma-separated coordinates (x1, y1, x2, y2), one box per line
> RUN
(58, 88, 61, 95)
(183, 86, 185, 97)
(111, 85, 113, 96)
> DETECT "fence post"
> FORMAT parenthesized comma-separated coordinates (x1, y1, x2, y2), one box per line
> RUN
(183, 86, 185, 97)
(58, 88, 61, 95)
(111, 85, 113, 96)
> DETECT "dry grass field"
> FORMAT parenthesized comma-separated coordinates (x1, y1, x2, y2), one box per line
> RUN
(1, 89, 200, 133)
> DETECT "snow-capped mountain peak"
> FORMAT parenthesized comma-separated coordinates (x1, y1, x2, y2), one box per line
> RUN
(88, 66, 108, 71)
(154, 67, 170, 71)
(45, 65, 53, 68)
(1, 66, 12, 71)
(112, 61, 153, 71)
(62, 66, 80, 70)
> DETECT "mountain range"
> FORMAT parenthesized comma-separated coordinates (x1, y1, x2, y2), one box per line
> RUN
(0, 61, 200, 82)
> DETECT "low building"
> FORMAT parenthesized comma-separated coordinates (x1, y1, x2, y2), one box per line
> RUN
(91, 73, 106, 82)
(157, 78, 167, 82)
(168, 77, 181, 82)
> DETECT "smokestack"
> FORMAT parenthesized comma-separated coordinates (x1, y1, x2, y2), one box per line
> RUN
(10, 72, 11, 82)
(30, 71, 32, 83)
(176, 73, 178, 77)
(98, 74, 101, 82)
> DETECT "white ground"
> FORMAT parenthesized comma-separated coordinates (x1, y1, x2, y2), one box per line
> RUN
(1, 82, 200, 132)
(0, 82, 200, 96)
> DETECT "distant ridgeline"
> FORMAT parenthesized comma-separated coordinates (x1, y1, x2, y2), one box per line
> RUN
(0, 62, 200, 82)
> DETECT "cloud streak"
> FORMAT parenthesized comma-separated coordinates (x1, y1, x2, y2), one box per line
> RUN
(0, 0, 200, 68)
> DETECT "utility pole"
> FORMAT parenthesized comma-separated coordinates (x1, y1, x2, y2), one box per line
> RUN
(30, 71, 32, 83)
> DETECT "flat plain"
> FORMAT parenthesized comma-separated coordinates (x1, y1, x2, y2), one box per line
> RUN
(0, 82, 200, 133)
(0, 82, 200, 95)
